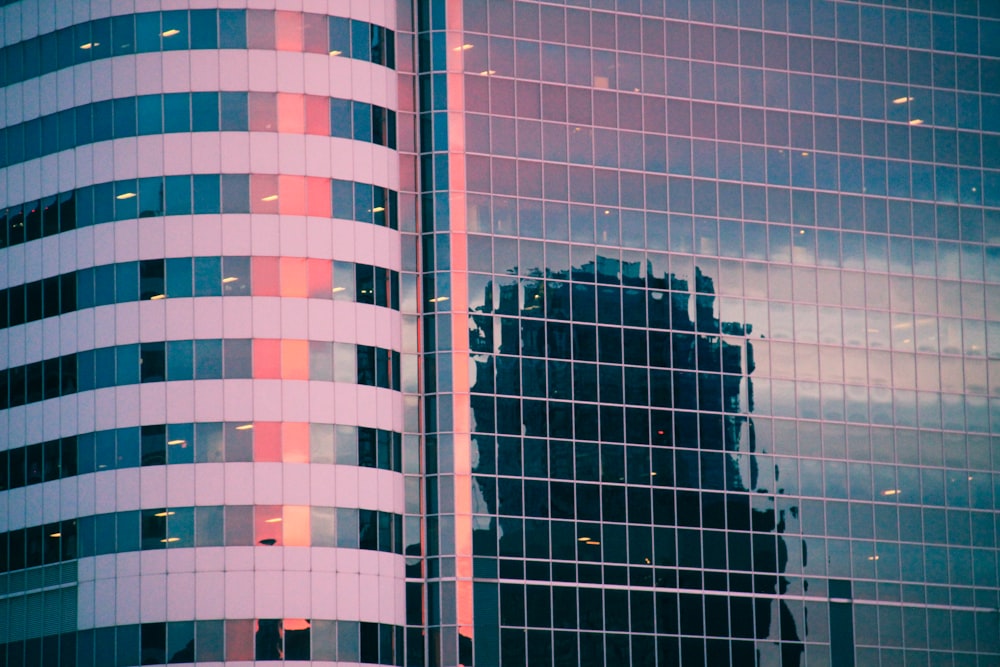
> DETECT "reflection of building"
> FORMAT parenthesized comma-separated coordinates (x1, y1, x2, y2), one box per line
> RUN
(2, 1, 1000, 666)
(425, 2, 1000, 667)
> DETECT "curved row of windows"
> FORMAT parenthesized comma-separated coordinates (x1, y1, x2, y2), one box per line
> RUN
(0, 339, 402, 410)
(1, 504, 404, 573)
(0, 256, 400, 331)
(0, 619, 404, 666)
(0, 92, 397, 169)
(0, 421, 403, 492)
(0, 10, 395, 88)
(5, 619, 403, 666)
(0, 174, 400, 249)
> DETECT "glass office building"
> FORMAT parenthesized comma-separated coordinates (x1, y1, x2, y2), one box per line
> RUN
(1, 0, 999, 665)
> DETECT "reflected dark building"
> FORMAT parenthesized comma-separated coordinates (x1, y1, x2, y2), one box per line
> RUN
(466, 263, 805, 665)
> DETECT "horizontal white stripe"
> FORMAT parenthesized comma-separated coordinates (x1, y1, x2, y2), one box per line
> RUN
(0, 461, 404, 530)
(76, 547, 406, 627)
(0, 378, 406, 449)
(0, 132, 399, 206)
(0, 296, 402, 358)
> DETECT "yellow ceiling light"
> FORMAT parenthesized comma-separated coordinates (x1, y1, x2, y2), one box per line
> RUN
(264, 517, 283, 523)
(453, 43, 474, 51)
(260, 194, 279, 202)
(329, 50, 343, 56)
(149, 294, 166, 300)
(908, 119, 924, 125)
(167, 439, 186, 446)
(162, 29, 181, 37)
(161, 537, 181, 543)
(222, 276, 238, 283)
(154, 511, 176, 517)
(116, 192, 137, 200)
(892, 96, 914, 104)
(235, 423, 254, 431)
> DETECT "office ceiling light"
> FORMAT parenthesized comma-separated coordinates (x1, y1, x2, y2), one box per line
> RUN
(329, 50, 343, 56)
(261, 194, 279, 202)
(116, 192, 137, 199)
(881, 489, 901, 496)
(161, 537, 181, 543)
(429, 296, 449, 303)
(371, 206, 385, 213)
(222, 276, 238, 283)
(264, 517, 283, 523)
(908, 119, 924, 125)
(79, 42, 99, 49)
(162, 29, 181, 37)
(453, 43, 474, 51)
(149, 294, 166, 300)
(167, 439, 186, 446)
(892, 96, 914, 104)
(154, 511, 176, 517)
(235, 423, 254, 431)
(49, 532, 62, 538)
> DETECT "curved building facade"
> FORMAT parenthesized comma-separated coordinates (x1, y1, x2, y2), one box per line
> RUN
(0, 2, 410, 663)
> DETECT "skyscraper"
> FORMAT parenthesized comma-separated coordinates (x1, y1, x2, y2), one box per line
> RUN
(0, 3, 411, 664)
(1, 1, 998, 666)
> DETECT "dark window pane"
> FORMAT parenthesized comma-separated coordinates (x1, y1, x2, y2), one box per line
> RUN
(140, 343, 166, 383)
(193, 174, 221, 214)
(352, 20, 370, 61)
(219, 10, 247, 49)
(137, 95, 162, 135)
(112, 14, 136, 55)
(163, 93, 191, 133)
(135, 12, 161, 52)
(113, 97, 137, 138)
(221, 174, 250, 213)
(165, 175, 192, 215)
(329, 17, 351, 57)
(191, 92, 220, 132)
(220, 92, 249, 131)
(167, 341, 194, 382)
(190, 10, 219, 49)
(116, 261, 139, 303)
(194, 257, 222, 296)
